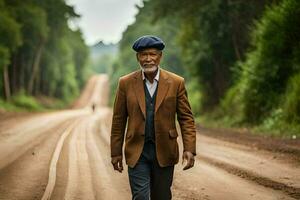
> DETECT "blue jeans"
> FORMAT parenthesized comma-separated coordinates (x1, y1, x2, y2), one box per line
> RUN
(128, 141, 174, 200)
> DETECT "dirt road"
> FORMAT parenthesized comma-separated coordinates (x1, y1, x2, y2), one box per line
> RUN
(0, 75, 299, 200)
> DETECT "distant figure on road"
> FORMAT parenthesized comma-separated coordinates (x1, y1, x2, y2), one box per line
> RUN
(91, 103, 96, 112)
(110, 35, 196, 200)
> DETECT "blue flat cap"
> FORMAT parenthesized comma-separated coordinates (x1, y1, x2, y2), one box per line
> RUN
(132, 35, 165, 52)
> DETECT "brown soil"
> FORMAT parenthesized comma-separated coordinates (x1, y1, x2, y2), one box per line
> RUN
(0, 74, 299, 200)
(198, 126, 300, 163)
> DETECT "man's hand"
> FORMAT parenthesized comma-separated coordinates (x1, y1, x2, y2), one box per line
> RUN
(111, 155, 123, 173)
(182, 151, 195, 170)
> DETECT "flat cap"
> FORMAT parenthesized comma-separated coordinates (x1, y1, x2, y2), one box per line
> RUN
(132, 35, 165, 52)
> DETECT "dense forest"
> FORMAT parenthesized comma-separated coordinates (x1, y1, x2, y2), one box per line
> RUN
(1, 0, 299, 136)
(0, 0, 89, 109)
(111, 0, 300, 136)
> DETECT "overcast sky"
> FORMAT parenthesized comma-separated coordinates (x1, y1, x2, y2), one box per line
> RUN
(67, 0, 142, 45)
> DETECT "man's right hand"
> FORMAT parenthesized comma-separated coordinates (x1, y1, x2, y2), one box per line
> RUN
(111, 155, 123, 173)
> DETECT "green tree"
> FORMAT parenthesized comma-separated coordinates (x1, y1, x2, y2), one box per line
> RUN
(68, 29, 90, 89)
(150, 0, 269, 111)
(238, 0, 300, 123)
(0, 2, 22, 99)
(0, 0, 89, 105)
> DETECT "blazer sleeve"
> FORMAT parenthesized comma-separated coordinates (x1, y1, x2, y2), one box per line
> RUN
(176, 78, 196, 155)
(110, 77, 128, 158)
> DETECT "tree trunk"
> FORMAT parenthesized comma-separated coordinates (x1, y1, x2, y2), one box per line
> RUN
(232, 33, 241, 61)
(28, 39, 44, 95)
(20, 53, 25, 92)
(212, 56, 228, 103)
(3, 65, 11, 100)
(11, 53, 18, 95)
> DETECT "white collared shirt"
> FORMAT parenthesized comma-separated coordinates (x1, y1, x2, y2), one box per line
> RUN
(142, 68, 160, 97)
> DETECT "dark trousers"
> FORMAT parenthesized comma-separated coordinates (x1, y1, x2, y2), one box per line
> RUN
(128, 141, 174, 200)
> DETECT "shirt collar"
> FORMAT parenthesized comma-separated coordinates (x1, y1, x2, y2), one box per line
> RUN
(142, 67, 160, 82)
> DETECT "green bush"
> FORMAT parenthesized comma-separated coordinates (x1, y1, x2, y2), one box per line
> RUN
(282, 73, 300, 123)
(0, 98, 20, 111)
(239, 0, 300, 123)
(258, 107, 300, 137)
(220, 82, 244, 124)
(214, 0, 300, 137)
(11, 91, 43, 111)
(186, 78, 202, 116)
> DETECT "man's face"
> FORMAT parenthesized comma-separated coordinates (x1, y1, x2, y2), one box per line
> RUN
(136, 48, 162, 73)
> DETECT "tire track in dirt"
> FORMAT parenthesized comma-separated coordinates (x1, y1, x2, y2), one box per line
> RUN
(0, 118, 78, 200)
(195, 133, 300, 198)
(197, 135, 300, 188)
(0, 110, 86, 170)
(85, 115, 125, 199)
(41, 118, 82, 200)
(199, 155, 300, 199)
(198, 126, 300, 163)
(172, 127, 297, 200)
(47, 110, 130, 200)
(89, 111, 131, 199)
(173, 160, 295, 200)
(1, 74, 298, 200)
(63, 118, 95, 200)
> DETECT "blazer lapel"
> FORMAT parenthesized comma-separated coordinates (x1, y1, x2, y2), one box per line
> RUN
(155, 69, 170, 113)
(134, 71, 146, 119)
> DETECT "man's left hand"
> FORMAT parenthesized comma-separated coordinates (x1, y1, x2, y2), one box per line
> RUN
(182, 151, 195, 170)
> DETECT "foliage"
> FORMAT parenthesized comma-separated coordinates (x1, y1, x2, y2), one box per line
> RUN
(11, 90, 44, 111)
(215, 0, 300, 136)
(0, 10, 22, 51)
(0, 92, 66, 111)
(0, 47, 10, 70)
(113, 0, 300, 136)
(219, 82, 244, 123)
(0, 90, 44, 111)
(149, 0, 269, 110)
(0, 98, 21, 111)
(0, 0, 89, 104)
(235, 0, 300, 123)
(282, 73, 300, 123)
(67, 29, 89, 89)
(186, 78, 202, 116)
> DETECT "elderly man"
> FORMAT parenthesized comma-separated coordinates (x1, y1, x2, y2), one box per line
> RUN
(110, 35, 196, 200)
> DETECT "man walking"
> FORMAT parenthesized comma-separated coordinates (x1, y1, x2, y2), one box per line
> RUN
(110, 35, 196, 200)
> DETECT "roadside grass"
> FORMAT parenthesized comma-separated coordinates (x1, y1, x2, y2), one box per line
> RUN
(197, 113, 299, 139)
(0, 92, 68, 112)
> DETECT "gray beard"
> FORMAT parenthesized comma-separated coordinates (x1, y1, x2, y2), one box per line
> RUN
(140, 65, 158, 73)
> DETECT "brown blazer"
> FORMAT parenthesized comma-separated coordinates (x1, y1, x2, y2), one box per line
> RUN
(110, 68, 196, 168)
